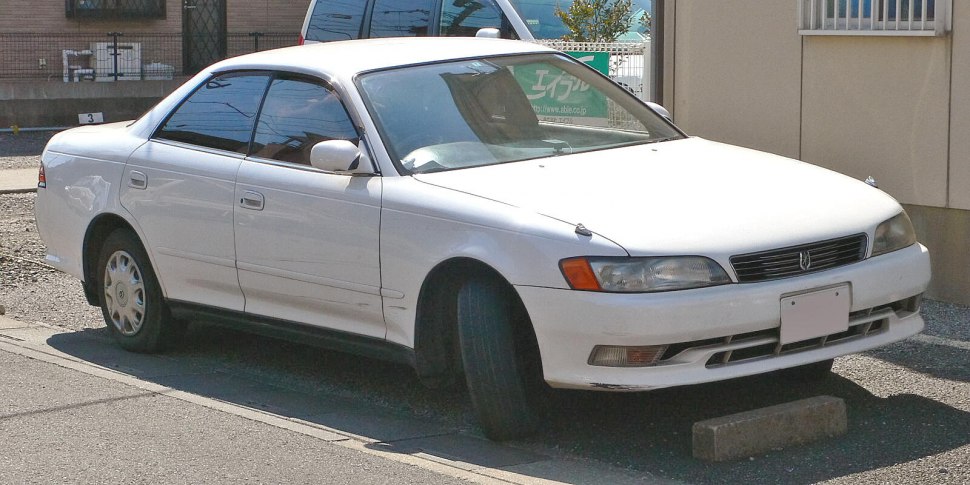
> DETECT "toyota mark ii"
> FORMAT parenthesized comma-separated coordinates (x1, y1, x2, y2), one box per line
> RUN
(34, 38, 931, 440)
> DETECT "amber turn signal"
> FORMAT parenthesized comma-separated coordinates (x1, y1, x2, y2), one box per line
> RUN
(559, 257, 601, 291)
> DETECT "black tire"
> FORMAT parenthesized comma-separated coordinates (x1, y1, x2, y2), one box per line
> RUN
(783, 358, 834, 381)
(97, 228, 182, 353)
(457, 276, 541, 440)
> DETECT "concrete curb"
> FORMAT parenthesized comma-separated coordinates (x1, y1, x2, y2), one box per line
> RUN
(0, 187, 37, 195)
(692, 395, 848, 462)
(0, 168, 39, 194)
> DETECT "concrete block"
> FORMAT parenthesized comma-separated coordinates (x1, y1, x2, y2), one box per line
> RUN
(692, 395, 847, 462)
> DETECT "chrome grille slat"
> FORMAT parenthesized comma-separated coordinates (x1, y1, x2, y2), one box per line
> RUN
(730, 234, 867, 283)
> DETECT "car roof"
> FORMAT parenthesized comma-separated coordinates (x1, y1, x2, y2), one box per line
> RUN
(210, 37, 557, 79)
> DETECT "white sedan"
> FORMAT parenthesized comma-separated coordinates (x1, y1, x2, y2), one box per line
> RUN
(35, 38, 930, 440)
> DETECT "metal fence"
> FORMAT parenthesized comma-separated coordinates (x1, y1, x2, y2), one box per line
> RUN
(0, 32, 299, 81)
(534, 40, 652, 101)
(798, 0, 947, 35)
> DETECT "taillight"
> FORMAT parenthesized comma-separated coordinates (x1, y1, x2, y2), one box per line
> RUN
(38, 164, 47, 189)
(298, 34, 305, 45)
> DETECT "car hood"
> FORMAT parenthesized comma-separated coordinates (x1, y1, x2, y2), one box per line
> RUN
(412, 137, 903, 257)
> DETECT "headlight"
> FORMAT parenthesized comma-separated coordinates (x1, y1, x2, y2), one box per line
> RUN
(560, 256, 731, 293)
(871, 211, 917, 257)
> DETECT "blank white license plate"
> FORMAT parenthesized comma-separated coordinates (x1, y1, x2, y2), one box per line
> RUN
(779, 285, 851, 345)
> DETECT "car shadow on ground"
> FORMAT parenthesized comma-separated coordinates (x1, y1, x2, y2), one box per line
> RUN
(46, 323, 969, 485)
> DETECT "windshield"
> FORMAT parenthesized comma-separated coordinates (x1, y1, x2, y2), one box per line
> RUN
(357, 53, 682, 175)
(507, 0, 652, 40)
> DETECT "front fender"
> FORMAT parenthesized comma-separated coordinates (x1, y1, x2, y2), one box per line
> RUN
(379, 176, 626, 348)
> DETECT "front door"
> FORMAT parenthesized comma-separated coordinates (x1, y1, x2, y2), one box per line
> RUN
(183, 0, 226, 74)
(233, 74, 386, 338)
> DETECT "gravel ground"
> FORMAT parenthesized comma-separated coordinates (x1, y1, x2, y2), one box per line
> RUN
(1, 132, 967, 484)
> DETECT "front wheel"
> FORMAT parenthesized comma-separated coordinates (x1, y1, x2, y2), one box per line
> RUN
(457, 277, 541, 440)
(97, 228, 181, 353)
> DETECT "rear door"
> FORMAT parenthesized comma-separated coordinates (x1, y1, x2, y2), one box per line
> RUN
(121, 71, 271, 311)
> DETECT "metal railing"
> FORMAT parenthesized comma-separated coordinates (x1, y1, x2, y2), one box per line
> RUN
(798, 0, 949, 35)
(0, 32, 299, 81)
(534, 40, 652, 101)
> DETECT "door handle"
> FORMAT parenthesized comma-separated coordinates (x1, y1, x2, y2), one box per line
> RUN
(239, 190, 264, 211)
(128, 171, 147, 190)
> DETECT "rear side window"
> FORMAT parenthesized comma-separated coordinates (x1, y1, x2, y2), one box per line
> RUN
(370, 0, 432, 37)
(440, 0, 508, 37)
(251, 76, 359, 165)
(156, 72, 271, 153)
(305, 0, 367, 41)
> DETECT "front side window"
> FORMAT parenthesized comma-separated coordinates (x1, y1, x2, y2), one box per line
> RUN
(156, 72, 270, 153)
(305, 0, 367, 41)
(440, 0, 508, 37)
(251, 76, 359, 165)
(369, 0, 432, 37)
(358, 54, 682, 174)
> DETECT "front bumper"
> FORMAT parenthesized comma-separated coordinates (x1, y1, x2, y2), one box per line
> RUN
(516, 243, 930, 390)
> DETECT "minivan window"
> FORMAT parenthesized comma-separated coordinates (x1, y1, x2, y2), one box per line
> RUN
(369, 0, 432, 37)
(306, 0, 367, 41)
(156, 72, 270, 153)
(440, 0, 507, 37)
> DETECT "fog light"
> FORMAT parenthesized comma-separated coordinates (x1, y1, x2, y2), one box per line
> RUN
(588, 345, 668, 367)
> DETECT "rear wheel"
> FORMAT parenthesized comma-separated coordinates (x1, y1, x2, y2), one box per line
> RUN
(457, 276, 541, 440)
(97, 228, 182, 353)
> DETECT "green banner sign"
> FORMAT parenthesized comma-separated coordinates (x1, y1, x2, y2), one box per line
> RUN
(566, 51, 610, 76)
(512, 55, 610, 122)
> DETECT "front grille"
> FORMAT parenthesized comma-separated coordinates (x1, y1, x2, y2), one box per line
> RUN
(730, 234, 867, 283)
(650, 294, 920, 367)
(705, 318, 887, 367)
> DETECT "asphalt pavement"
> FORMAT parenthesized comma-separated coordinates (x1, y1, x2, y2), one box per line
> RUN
(0, 316, 659, 484)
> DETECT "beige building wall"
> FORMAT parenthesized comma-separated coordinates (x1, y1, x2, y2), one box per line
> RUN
(1, 1, 308, 81)
(0, 1, 181, 34)
(1, 1, 308, 35)
(950, 2, 970, 209)
(801, 36, 950, 207)
(664, 1, 970, 304)
(667, 1, 802, 159)
(228, 0, 311, 33)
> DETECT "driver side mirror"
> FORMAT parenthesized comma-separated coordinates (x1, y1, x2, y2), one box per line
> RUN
(475, 28, 501, 38)
(309, 140, 373, 174)
(645, 102, 672, 122)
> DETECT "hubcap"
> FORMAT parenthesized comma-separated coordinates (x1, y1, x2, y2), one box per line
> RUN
(103, 250, 146, 336)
